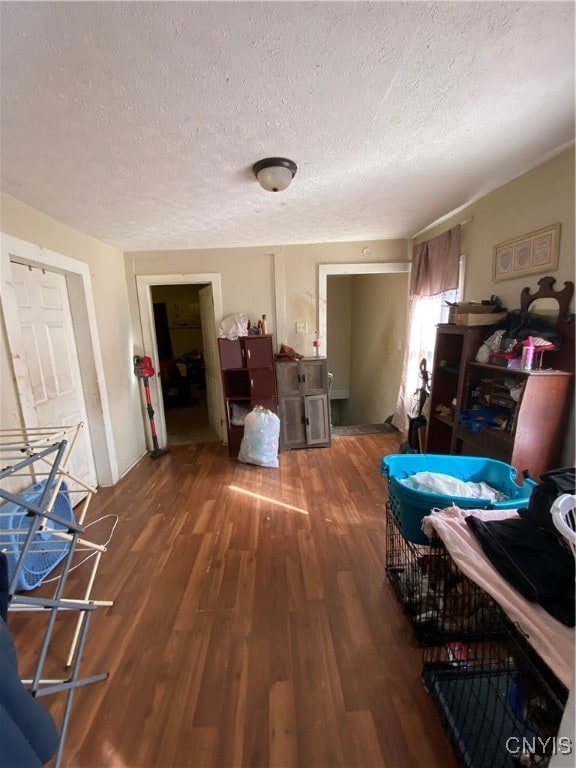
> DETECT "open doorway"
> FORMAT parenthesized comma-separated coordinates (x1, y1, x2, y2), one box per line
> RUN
(150, 284, 219, 446)
(318, 262, 411, 432)
(136, 273, 225, 449)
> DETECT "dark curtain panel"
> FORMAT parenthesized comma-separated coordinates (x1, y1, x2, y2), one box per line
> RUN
(410, 225, 461, 296)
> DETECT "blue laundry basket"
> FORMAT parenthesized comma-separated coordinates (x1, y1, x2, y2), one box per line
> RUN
(1, 479, 75, 590)
(381, 454, 536, 544)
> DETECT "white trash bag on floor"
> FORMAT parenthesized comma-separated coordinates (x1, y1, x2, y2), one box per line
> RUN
(238, 406, 280, 468)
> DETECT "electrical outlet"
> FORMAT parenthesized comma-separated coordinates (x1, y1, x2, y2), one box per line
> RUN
(296, 321, 307, 334)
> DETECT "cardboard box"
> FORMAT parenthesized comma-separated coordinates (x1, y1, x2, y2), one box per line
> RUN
(454, 302, 497, 314)
(448, 303, 499, 323)
(453, 311, 507, 327)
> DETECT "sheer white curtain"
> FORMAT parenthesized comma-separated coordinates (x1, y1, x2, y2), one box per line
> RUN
(391, 289, 457, 433)
(392, 225, 462, 436)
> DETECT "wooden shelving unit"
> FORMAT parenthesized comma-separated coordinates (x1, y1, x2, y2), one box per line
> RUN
(218, 335, 278, 457)
(425, 325, 486, 454)
(458, 363, 573, 480)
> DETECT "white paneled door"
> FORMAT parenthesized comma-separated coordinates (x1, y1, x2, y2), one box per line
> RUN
(10, 262, 97, 492)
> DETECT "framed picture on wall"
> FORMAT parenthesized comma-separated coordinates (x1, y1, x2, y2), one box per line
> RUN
(493, 223, 560, 281)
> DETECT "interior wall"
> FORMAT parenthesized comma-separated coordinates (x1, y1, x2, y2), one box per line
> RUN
(124, 240, 411, 362)
(2, 147, 572, 479)
(415, 146, 575, 465)
(280, 239, 409, 356)
(125, 248, 277, 359)
(326, 275, 352, 395)
(341, 272, 409, 425)
(416, 147, 575, 310)
(0, 193, 145, 479)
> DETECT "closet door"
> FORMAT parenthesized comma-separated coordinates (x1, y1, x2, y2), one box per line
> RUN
(10, 262, 97, 493)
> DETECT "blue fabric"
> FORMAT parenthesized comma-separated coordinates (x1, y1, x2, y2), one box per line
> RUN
(0, 592, 59, 765)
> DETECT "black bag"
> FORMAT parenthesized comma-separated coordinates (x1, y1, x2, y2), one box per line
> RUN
(407, 415, 427, 451)
(465, 515, 575, 626)
(519, 467, 575, 536)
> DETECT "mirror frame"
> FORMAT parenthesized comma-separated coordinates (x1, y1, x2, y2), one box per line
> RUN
(520, 275, 575, 372)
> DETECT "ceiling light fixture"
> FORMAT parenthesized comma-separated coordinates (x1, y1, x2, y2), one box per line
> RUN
(253, 157, 297, 192)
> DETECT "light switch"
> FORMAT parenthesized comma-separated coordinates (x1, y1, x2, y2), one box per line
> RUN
(296, 321, 307, 333)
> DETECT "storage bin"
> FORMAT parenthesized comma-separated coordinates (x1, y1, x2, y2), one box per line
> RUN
(381, 454, 536, 544)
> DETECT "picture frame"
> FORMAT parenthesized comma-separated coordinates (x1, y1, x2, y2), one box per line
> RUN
(492, 223, 560, 282)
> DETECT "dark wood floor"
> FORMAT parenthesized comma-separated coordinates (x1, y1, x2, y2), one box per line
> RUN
(11, 434, 457, 768)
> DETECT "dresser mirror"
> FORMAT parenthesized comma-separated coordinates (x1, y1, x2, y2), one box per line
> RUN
(520, 275, 574, 372)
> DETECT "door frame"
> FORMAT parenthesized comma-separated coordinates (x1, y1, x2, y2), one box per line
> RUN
(318, 262, 412, 357)
(135, 273, 225, 447)
(1, 234, 119, 485)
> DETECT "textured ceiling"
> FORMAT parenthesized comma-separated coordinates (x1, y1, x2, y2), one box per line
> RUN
(1, 1, 574, 251)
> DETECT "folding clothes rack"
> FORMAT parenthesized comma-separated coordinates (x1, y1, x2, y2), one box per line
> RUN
(0, 424, 113, 768)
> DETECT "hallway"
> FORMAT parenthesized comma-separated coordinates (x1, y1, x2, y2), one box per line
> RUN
(164, 384, 220, 446)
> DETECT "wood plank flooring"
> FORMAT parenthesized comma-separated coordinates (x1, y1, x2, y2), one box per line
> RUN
(10, 434, 457, 768)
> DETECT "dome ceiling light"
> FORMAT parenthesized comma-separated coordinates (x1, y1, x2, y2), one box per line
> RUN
(253, 157, 297, 192)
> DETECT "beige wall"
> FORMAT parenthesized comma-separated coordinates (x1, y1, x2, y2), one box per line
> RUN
(344, 272, 409, 425)
(327, 275, 353, 394)
(124, 247, 277, 354)
(415, 147, 575, 465)
(2, 147, 573, 480)
(125, 239, 409, 358)
(416, 147, 575, 311)
(326, 271, 409, 426)
(279, 240, 408, 354)
(0, 193, 146, 479)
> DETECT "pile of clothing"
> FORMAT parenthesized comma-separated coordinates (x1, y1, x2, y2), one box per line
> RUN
(466, 468, 575, 627)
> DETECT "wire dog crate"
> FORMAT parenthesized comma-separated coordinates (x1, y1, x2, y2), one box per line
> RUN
(422, 606, 568, 768)
(385, 503, 502, 645)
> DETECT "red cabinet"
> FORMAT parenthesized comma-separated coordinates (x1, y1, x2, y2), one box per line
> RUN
(218, 335, 278, 457)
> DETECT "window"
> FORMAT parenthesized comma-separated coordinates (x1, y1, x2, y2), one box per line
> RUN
(392, 258, 464, 433)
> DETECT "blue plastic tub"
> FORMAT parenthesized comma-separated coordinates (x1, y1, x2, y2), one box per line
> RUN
(380, 454, 536, 545)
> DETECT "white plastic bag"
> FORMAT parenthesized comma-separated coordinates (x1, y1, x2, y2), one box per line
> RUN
(238, 406, 280, 468)
(218, 313, 249, 340)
